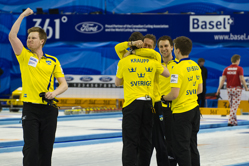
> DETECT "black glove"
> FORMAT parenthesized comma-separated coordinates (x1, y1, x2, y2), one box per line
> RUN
(161, 95, 171, 105)
(39, 92, 58, 106)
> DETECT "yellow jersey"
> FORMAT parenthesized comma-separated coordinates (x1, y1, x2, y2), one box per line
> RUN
(16, 47, 64, 104)
(159, 58, 178, 107)
(116, 55, 164, 108)
(170, 58, 202, 113)
(135, 48, 162, 102)
(114, 41, 129, 59)
(114, 42, 163, 102)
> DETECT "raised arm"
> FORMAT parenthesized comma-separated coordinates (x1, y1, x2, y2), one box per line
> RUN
(9, 8, 33, 55)
(135, 48, 161, 62)
(114, 40, 143, 59)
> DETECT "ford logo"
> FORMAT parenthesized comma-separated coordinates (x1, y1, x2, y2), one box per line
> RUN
(75, 22, 104, 34)
(65, 76, 74, 81)
(99, 77, 112, 82)
(80, 77, 93, 82)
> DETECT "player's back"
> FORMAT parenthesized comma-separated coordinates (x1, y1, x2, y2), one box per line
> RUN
(119, 55, 162, 107)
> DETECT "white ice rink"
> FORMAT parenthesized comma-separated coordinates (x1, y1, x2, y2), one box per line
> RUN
(1, 109, 249, 166)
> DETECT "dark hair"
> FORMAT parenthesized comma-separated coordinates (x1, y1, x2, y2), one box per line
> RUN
(28, 27, 47, 47)
(173, 36, 192, 55)
(128, 32, 144, 50)
(231, 54, 241, 63)
(157, 35, 173, 48)
(143, 34, 156, 48)
(198, 58, 205, 64)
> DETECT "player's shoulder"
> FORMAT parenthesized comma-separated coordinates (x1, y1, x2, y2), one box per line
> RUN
(238, 65, 243, 69)
(22, 47, 32, 54)
(44, 54, 58, 63)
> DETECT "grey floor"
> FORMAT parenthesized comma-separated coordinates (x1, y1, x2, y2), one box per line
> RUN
(1, 109, 249, 166)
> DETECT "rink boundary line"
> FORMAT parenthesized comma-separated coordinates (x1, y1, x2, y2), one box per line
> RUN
(0, 137, 123, 154)
(226, 161, 249, 166)
(199, 125, 249, 133)
(0, 112, 123, 125)
(1, 125, 249, 153)
(1, 111, 249, 126)
(0, 132, 123, 152)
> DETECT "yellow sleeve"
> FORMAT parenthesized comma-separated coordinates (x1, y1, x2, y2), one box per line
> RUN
(16, 47, 28, 64)
(114, 42, 129, 59)
(155, 61, 164, 75)
(54, 58, 65, 78)
(135, 48, 161, 62)
(170, 66, 182, 88)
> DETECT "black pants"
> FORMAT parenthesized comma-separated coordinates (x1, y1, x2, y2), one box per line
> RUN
(162, 106, 177, 166)
(22, 102, 58, 166)
(150, 102, 170, 166)
(197, 90, 206, 107)
(122, 100, 153, 166)
(172, 106, 200, 166)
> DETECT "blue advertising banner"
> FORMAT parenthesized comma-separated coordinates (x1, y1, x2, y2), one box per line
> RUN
(26, 14, 249, 46)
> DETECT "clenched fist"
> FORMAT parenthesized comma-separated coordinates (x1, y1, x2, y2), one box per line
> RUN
(22, 8, 34, 17)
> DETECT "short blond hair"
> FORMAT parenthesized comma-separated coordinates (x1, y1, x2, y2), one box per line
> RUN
(231, 54, 240, 63)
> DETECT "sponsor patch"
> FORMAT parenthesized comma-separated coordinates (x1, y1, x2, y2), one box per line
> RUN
(170, 74, 178, 83)
(28, 57, 38, 67)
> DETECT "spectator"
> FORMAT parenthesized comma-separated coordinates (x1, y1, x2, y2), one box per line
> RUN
(197, 58, 208, 107)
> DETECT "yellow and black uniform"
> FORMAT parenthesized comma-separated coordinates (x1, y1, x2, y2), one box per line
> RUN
(170, 58, 202, 114)
(17, 47, 65, 166)
(135, 48, 162, 102)
(115, 42, 162, 104)
(116, 55, 164, 107)
(159, 58, 179, 165)
(116, 43, 171, 165)
(17, 47, 64, 104)
(160, 58, 179, 107)
(115, 41, 130, 59)
(116, 54, 164, 166)
(137, 49, 173, 165)
(169, 58, 202, 166)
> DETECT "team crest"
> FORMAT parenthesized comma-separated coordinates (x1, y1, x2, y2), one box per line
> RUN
(46, 60, 52, 65)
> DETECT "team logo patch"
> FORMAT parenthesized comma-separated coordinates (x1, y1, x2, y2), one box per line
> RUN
(46, 60, 52, 65)
(170, 74, 178, 83)
(159, 115, 163, 121)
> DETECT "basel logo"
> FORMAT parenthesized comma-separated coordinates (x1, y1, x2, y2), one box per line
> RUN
(99, 77, 113, 82)
(190, 15, 234, 32)
(80, 77, 93, 82)
(75, 22, 104, 34)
